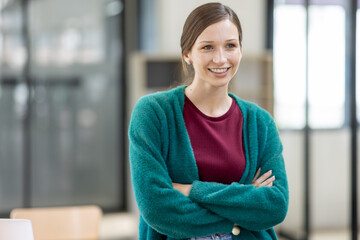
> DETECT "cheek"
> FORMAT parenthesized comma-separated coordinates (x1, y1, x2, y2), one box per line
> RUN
(230, 52, 241, 64)
(193, 55, 211, 69)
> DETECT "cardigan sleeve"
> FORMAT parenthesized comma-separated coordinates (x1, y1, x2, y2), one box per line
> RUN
(128, 97, 234, 239)
(188, 114, 289, 232)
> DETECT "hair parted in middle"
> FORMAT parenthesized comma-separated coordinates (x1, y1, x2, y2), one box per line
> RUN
(180, 2, 243, 77)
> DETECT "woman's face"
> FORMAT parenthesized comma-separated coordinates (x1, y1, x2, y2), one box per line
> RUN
(184, 19, 242, 89)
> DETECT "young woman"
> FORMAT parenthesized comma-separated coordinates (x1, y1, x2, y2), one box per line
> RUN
(129, 2, 288, 240)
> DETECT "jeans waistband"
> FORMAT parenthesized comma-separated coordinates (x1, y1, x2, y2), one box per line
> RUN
(189, 232, 233, 240)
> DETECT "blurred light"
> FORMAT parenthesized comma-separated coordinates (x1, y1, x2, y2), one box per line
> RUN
(57, 28, 81, 66)
(35, 47, 51, 66)
(5, 45, 27, 69)
(14, 83, 28, 117)
(78, 109, 97, 128)
(61, 29, 81, 49)
(14, 83, 28, 105)
(274, 4, 345, 129)
(105, 1, 123, 17)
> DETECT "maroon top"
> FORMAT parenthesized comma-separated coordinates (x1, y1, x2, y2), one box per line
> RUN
(183, 95, 246, 184)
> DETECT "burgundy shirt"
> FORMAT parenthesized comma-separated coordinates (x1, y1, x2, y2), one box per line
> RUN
(183, 95, 246, 184)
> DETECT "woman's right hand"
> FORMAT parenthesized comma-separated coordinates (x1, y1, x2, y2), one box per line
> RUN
(251, 168, 275, 187)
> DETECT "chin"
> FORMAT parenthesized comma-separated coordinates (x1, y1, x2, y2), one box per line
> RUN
(210, 78, 232, 88)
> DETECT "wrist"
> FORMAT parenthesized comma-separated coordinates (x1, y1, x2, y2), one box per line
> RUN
(172, 183, 192, 197)
(183, 184, 192, 197)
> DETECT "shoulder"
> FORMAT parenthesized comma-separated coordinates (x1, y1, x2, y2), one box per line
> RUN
(131, 86, 186, 121)
(138, 86, 183, 105)
(230, 94, 282, 154)
(229, 93, 273, 124)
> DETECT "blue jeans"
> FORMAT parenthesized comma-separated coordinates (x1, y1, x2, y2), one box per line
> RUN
(189, 233, 233, 240)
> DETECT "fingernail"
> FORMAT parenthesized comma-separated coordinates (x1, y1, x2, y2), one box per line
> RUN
(268, 170, 272, 174)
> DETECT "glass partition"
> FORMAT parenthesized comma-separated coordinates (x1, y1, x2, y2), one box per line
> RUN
(0, 0, 125, 214)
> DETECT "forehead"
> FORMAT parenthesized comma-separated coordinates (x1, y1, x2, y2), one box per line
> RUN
(196, 19, 239, 42)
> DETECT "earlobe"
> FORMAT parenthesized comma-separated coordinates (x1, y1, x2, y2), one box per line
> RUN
(183, 51, 191, 65)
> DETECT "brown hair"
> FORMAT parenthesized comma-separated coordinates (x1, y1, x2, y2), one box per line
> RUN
(180, 2, 242, 77)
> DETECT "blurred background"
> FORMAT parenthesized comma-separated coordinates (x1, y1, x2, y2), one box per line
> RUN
(0, 0, 359, 239)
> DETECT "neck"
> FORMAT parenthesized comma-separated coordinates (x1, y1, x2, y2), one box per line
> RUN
(185, 81, 232, 117)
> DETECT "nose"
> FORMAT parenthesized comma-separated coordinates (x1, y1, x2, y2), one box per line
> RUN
(213, 48, 227, 64)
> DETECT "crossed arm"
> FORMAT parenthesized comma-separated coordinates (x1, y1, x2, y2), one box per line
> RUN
(173, 168, 275, 196)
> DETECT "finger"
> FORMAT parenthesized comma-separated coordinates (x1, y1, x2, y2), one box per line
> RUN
(255, 170, 272, 185)
(252, 168, 261, 183)
(172, 183, 180, 190)
(261, 176, 275, 187)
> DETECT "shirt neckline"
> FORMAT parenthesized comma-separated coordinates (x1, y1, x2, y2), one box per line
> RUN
(184, 94, 236, 121)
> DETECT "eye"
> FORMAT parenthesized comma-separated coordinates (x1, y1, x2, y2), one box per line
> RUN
(202, 45, 212, 50)
(226, 43, 236, 48)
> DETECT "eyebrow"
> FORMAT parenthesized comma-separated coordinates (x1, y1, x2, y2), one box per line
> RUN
(197, 39, 239, 44)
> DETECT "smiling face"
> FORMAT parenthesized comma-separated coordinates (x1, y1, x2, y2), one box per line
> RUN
(184, 19, 242, 89)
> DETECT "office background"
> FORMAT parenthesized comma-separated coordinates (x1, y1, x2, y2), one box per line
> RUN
(0, 0, 359, 239)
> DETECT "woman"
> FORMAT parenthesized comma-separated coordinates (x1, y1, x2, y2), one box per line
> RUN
(129, 2, 288, 240)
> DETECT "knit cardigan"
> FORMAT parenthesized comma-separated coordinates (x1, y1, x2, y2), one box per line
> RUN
(128, 86, 289, 240)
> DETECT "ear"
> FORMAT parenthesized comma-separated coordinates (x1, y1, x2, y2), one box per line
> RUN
(239, 45, 243, 60)
(183, 50, 191, 65)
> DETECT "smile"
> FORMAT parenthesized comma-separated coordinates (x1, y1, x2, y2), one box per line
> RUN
(208, 67, 230, 73)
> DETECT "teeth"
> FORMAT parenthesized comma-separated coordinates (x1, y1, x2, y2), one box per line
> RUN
(210, 68, 228, 73)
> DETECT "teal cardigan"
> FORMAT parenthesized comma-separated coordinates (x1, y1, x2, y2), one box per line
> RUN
(128, 86, 289, 240)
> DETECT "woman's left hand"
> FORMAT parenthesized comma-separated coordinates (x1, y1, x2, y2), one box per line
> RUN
(172, 183, 192, 197)
(251, 168, 275, 187)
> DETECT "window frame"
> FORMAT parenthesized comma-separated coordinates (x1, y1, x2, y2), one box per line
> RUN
(271, 0, 359, 130)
